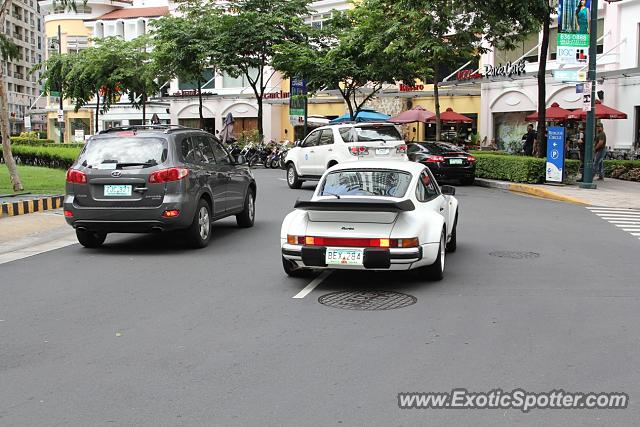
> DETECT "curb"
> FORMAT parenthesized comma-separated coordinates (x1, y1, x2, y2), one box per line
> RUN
(0, 195, 64, 218)
(475, 178, 589, 205)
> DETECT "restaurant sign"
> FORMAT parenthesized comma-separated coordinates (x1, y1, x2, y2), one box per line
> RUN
(456, 60, 526, 81)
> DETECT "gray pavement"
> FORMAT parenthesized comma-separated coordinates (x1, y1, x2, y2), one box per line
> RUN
(0, 168, 639, 426)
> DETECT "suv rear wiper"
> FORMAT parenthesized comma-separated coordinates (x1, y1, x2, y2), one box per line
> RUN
(322, 192, 341, 199)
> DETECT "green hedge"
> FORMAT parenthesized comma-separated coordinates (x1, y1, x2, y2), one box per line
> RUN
(474, 153, 580, 184)
(10, 137, 84, 148)
(1, 145, 82, 169)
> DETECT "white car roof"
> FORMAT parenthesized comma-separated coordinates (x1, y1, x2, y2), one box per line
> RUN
(328, 160, 426, 175)
(315, 122, 397, 131)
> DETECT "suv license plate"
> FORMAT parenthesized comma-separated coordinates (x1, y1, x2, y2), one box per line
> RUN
(449, 158, 464, 165)
(326, 248, 364, 266)
(104, 185, 132, 197)
(376, 148, 390, 155)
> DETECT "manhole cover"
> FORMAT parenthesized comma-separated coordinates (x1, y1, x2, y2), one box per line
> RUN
(318, 291, 417, 311)
(489, 251, 540, 259)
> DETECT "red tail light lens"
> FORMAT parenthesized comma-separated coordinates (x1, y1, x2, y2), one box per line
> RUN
(396, 144, 407, 154)
(66, 169, 87, 184)
(425, 155, 445, 163)
(149, 168, 189, 183)
(349, 146, 369, 156)
(64, 210, 73, 217)
(289, 236, 420, 248)
(162, 209, 180, 218)
(467, 155, 476, 163)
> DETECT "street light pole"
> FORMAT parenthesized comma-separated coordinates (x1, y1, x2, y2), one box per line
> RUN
(57, 25, 64, 144)
(579, 0, 599, 189)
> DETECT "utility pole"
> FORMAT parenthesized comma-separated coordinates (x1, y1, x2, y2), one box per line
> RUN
(579, 0, 598, 189)
(57, 25, 64, 144)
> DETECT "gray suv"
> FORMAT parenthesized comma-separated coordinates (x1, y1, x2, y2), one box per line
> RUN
(64, 125, 256, 248)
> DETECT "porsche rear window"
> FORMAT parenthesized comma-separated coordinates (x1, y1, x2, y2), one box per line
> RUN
(320, 169, 412, 198)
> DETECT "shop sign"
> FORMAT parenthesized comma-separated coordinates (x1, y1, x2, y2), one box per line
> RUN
(553, 70, 586, 82)
(74, 129, 85, 142)
(557, 0, 591, 66)
(557, 46, 588, 65)
(57, 109, 64, 123)
(24, 115, 31, 129)
(482, 60, 526, 78)
(399, 83, 425, 92)
(456, 69, 483, 81)
(546, 126, 565, 183)
(265, 90, 290, 100)
(172, 89, 201, 97)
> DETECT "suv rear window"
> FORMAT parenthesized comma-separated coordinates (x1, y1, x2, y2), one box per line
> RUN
(344, 125, 402, 142)
(82, 137, 167, 169)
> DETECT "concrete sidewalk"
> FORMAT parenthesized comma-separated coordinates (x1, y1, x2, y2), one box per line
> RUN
(476, 177, 640, 208)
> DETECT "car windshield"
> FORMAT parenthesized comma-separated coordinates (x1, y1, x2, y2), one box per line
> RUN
(320, 169, 412, 198)
(340, 125, 402, 142)
(82, 137, 168, 169)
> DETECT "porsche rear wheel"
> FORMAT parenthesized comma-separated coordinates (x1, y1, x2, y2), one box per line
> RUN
(422, 229, 445, 281)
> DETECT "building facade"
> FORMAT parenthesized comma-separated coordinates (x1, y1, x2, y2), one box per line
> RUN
(474, 0, 640, 151)
(38, 0, 170, 142)
(3, 0, 46, 134)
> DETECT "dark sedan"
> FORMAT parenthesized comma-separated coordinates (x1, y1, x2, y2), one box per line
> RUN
(407, 142, 476, 185)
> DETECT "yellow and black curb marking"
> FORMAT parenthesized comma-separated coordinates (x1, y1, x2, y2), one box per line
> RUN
(0, 196, 64, 218)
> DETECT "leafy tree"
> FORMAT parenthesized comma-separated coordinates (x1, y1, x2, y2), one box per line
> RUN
(367, 0, 547, 140)
(202, 0, 314, 138)
(274, 7, 414, 121)
(151, 13, 213, 129)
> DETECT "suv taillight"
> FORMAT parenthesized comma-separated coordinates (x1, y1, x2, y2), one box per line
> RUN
(396, 144, 407, 154)
(149, 168, 189, 183)
(349, 146, 369, 156)
(66, 169, 87, 184)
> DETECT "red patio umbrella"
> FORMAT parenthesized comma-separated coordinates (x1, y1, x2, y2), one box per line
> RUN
(427, 107, 473, 123)
(566, 100, 628, 120)
(389, 105, 435, 123)
(525, 102, 572, 122)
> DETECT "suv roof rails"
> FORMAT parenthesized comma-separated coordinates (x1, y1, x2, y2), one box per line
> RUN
(98, 125, 198, 135)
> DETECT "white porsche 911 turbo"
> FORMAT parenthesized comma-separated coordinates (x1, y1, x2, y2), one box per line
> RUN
(280, 161, 459, 280)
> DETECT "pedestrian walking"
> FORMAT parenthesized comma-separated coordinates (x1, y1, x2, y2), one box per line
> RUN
(594, 123, 607, 180)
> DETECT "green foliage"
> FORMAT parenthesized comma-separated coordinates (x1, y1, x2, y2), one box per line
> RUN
(474, 153, 580, 184)
(0, 166, 66, 195)
(605, 160, 640, 182)
(18, 131, 41, 139)
(1, 145, 81, 169)
(0, 33, 18, 61)
(10, 137, 58, 145)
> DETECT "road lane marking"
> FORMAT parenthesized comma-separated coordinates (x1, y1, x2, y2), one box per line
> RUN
(587, 207, 640, 243)
(293, 270, 332, 299)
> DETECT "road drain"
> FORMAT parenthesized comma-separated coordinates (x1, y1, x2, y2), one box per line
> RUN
(489, 251, 540, 259)
(318, 291, 417, 311)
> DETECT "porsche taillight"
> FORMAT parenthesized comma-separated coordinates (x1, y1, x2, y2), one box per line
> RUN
(286, 235, 419, 248)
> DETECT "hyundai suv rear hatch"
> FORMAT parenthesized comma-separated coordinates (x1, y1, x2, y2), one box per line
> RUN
(71, 136, 169, 208)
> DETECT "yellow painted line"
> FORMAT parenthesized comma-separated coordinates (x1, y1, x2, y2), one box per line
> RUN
(507, 183, 590, 206)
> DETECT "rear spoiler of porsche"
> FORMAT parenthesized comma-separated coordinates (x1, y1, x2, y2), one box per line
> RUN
(294, 198, 415, 212)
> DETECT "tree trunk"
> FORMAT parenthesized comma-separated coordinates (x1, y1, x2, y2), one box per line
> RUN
(0, 0, 23, 191)
(95, 92, 100, 134)
(142, 92, 146, 125)
(197, 78, 203, 129)
(257, 69, 264, 139)
(536, 4, 551, 158)
(433, 68, 441, 141)
(0, 68, 23, 191)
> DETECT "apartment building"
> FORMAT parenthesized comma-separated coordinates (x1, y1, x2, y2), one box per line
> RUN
(3, 0, 46, 134)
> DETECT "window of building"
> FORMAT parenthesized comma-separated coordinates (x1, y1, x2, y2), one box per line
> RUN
(305, 12, 332, 29)
(494, 32, 539, 65)
(222, 68, 259, 88)
(178, 68, 216, 90)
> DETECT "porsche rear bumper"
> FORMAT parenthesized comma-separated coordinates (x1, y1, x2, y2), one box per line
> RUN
(281, 243, 439, 271)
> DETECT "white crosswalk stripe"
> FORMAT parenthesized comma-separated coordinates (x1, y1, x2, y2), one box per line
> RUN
(588, 206, 640, 241)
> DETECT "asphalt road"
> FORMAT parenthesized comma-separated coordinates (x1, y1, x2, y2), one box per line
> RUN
(1, 168, 639, 426)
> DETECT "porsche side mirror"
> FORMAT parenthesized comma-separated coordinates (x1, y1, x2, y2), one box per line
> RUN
(441, 185, 456, 196)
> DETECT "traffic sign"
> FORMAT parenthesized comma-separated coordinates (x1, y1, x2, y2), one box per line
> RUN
(582, 82, 592, 112)
(57, 109, 64, 123)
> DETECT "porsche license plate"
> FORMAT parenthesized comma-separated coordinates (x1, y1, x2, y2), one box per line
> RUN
(375, 148, 389, 155)
(104, 185, 132, 197)
(449, 158, 464, 165)
(326, 248, 364, 266)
